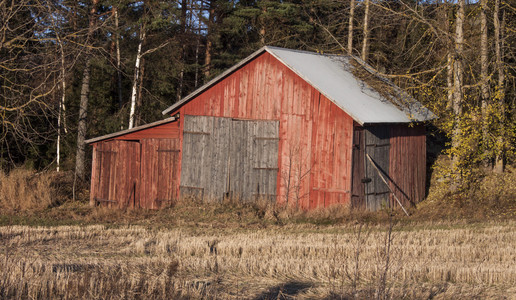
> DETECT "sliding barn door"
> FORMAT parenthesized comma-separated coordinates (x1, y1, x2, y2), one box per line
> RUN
(180, 115, 279, 202)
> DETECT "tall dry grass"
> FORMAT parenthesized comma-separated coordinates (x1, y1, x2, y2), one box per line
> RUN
(1, 222, 515, 299)
(0, 168, 58, 211)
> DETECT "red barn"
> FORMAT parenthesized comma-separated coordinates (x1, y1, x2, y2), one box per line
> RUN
(86, 46, 435, 211)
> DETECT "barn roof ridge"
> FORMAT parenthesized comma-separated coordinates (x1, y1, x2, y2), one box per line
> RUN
(161, 46, 435, 124)
(85, 116, 177, 144)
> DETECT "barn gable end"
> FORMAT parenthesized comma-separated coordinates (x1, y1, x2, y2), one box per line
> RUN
(167, 51, 355, 209)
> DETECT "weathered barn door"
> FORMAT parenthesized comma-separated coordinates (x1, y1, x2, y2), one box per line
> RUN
(180, 115, 279, 202)
(364, 126, 391, 210)
(351, 126, 365, 208)
(92, 140, 140, 208)
(229, 120, 279, 201)
(351, 125, 391, 211)
(140, 139, 180, 209)
(180, 116, 231, 200)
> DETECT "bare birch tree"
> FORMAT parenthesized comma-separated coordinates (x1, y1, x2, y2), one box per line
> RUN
(361, 0, 371, 61)
(114, 6, 123, 110)
(348, 0, 355, 55)
(128, 26, 146, 129)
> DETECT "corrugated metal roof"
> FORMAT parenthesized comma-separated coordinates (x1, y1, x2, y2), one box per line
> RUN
(162, 46, 436, 124)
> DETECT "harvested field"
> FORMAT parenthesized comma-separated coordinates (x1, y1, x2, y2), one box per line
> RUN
(1, 221, 515, 299)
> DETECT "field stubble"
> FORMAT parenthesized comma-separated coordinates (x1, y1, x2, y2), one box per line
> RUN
(1, 221, 516, 299)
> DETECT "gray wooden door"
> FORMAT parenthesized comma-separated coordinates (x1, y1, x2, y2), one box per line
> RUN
(364, 125, 390, 211)
(180, 115, 279, 202)
(180, 116, 231, 200)
(351, 126, 365, 209)
(229, 120, 279, 202)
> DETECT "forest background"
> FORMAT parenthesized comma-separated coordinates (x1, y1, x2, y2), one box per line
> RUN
(1, 0, 515, 198)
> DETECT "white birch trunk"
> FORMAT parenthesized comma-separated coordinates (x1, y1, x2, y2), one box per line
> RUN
(115, 7, 123, 109)
(347, 0, 355, 55)
(57, 43, 67, 172)
(128, 29, 145, 129)
(361, 0, 370, 61)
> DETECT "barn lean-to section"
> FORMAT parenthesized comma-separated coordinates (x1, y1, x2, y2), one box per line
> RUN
(87, 46, 435, 211)
(88, 118, 181, 209)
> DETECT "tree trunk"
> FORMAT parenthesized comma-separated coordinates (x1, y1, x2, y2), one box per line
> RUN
(204, 1, 215, 81)
(114, 7, 123, 110)
(57, 40, 67, 172)
(195, 32, 200, 88)
(177, 0, 187, 101)
(361, 0, 370, 61)
(440, 1, 454, 109)
(347, 0, 355, 55)
(451, 0, 465, 186)
(493, 0, 505, 173)
(447, 53, 454, 109)
(480, 0, 490, 166)
(135, 57, 145, 127)
(260, 5, 267, 46)
(194, 0, 201, 88)
(128, 28, 145, 129)
(75, 59, 91, 179)
(75, 0, 98, 180)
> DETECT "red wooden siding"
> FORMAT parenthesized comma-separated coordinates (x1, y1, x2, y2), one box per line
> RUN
(389, 125, 426, 207)
(90, 122, 180, 209)
(172, 52, 354, 209)
(140, 139, 180, 209)
(309, 97, 354, 209)
(89, 140, 141, 208)
(114, 121, 180, 140)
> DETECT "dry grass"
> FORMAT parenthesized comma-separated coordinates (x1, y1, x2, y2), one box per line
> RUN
(0, 168, 58, 212)
(417, 165, 516, 220)
(1, 221, 515, 299)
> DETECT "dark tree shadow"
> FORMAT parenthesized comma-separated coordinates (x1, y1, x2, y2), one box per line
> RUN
(254, 281, 313, 300)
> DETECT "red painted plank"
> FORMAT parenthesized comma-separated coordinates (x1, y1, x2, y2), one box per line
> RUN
(114, 121, 180, 140)
(389, 125, 426, 207)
